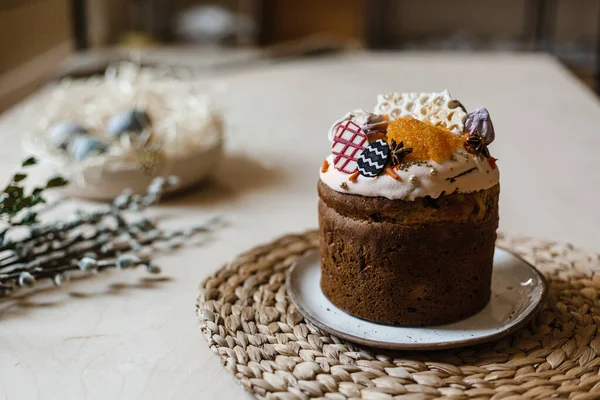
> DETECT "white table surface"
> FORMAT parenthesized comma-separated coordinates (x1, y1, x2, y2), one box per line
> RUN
(0, 52, 599, 400)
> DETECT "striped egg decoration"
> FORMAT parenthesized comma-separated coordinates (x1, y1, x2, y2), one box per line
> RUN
(357, 139, 389, 177)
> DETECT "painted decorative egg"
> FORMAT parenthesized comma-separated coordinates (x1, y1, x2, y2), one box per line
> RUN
(357, 139, 389, 177)
(69, 136, 109, 161)
(48, 121, 88, 149)
(331, 119, 368, 174)
(106, 109, 151, 138)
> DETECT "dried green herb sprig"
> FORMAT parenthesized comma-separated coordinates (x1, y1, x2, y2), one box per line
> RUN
(0, 157, 67, 229)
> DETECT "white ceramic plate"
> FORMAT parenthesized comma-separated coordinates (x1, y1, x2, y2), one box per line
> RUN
(286, 248, 547, 350)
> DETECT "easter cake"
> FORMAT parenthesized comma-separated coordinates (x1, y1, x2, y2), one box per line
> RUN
(318, 90, 499, 326)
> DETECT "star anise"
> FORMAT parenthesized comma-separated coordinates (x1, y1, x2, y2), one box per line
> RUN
(389, 140, 413, 166)
(465, 131, 491, 158)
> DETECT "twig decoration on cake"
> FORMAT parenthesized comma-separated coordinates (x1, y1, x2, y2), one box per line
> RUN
(446, 167, 477, 183)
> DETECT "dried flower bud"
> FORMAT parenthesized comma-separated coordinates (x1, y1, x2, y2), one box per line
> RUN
(148, 177, 165, 195)
(113, 192, 132, 209)
(128, 241, 142, 251)
(138, 247, 153, 262)
(146, 230, 161, 241)
(143, 194, 159, 206)
(147, 263, 161, 274)
(18, 272, 35, 287)
(54, 272, 68, 286)
(116, 254, 140, 269)
(167, 239, 183, 250)
(79, 257, 97, 271)
(101, 243, 114, 253)
(138, 218, 155, 231)
(166, 176, 180, 186)
(163, 231, 176, 240)
(465, 107, 495, 144)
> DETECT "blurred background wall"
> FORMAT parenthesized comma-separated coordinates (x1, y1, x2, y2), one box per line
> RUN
(0, 0, 71, 74)
(1, 0, 600, 108)
(71, 0, 600, 50)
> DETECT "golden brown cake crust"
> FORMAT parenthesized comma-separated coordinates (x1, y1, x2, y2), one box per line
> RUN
(318, 180, 500, 326)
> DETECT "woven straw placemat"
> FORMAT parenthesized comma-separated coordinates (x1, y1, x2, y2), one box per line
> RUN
(197, 232, 600, 399)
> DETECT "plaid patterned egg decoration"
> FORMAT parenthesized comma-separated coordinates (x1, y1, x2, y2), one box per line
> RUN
(357, 139, 389, 177)
(331, 120, 368, 174)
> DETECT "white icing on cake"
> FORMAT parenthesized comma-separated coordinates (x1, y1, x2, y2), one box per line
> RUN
(321, 90, 500, 200)
(320, 151, 498, 200)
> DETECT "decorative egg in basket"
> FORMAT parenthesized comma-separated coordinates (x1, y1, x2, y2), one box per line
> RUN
(23, 63, 223, 200)
(105, 109, 152, 138)
(48, 121, 89, 149)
